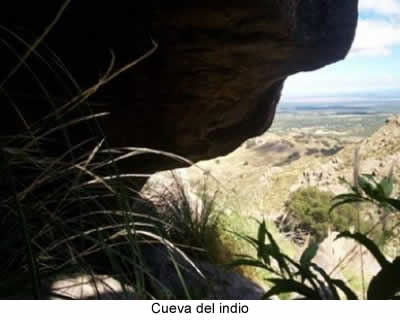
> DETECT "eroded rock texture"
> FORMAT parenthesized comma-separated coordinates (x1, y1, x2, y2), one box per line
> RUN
(1, 1, 358, 172)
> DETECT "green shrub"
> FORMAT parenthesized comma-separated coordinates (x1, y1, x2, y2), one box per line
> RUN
(284, 187, 365, 241)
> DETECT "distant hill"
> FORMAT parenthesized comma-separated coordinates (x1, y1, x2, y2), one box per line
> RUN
(176, 114, 400, 218)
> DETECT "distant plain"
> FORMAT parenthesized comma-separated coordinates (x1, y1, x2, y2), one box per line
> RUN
(271, 97, 400, 137)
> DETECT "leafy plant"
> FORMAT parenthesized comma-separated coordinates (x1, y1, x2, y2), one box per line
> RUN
(233, 220, 400, 299)
(336, 231, 400, 299)
(231, 220, 354, 299)
(331, 173, 400, 212)
(233, 163, 400, 299)
(330, 161, 400, 248)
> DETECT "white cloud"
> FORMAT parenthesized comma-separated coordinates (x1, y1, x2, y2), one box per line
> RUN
(282, 65, 400, 98)
(349, 0, 400, 57)
(280, 0, 400, 98)
(359, 0, 400, 18)
(350, 19, 400, 56)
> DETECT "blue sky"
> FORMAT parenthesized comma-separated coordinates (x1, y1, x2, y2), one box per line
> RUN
(282, 0, 400, 100)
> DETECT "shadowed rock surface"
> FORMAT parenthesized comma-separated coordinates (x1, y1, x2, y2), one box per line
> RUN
(1, 1, 358, 173)
(144, 246, 265, 299)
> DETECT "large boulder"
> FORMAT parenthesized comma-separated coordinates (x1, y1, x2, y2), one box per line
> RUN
(1, 1, 358, 173)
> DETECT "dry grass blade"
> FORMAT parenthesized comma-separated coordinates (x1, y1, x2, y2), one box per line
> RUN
(99, 147, 195, 169)
(82, 139, 105, 170)
(1, 3, 207, 298)
(26, 112, 109, 149)
(0, 0, 72, 88)
(100, 147, 229, 193)
(84, 174, 152, 187)
(44, 40, 158, 122)
(73, 164, 115, 194)
(135, 231, 206, 280)
(45, 222, 158, 253)
(0, 87, 31, 134)
(12, 138, 94, 202)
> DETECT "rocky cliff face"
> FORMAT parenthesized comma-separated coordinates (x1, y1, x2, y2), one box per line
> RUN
(1, 1, 358, 173)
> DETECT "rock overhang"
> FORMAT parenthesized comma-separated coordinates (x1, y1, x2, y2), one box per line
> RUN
(0, 1, 359, 174)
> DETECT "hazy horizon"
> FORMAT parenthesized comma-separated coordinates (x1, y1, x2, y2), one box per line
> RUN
(279, 90, 400, 106)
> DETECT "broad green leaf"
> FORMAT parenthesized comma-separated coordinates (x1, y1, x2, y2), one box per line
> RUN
(300, 241, 319, 267)
(264, 227, 292, 277)
(331, 193, 364, 201)
(257, 220, 266, 246)
(329, 198, 363, 214)
(359, 175, 381, 200)
(362, 174, 378, 185)
(311, 263, 340, 300)
(228, 230, 260, 250)
(258, 244, 273, 266)
(358, 175, 374, 189)
(257, 221, 268, 263)
(293, 267, 319, 289)
(335, 231, 389, 268)
(379, 176, 393, 197)
(263, 223, 280, 255)
(385, 198, 400, 211)
(331, 279, 358, 300)
(282, 254, 317, 286)
(367, 257, 400, 300)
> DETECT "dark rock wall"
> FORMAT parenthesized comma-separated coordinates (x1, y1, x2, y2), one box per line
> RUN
(1, 1, 358, 172)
